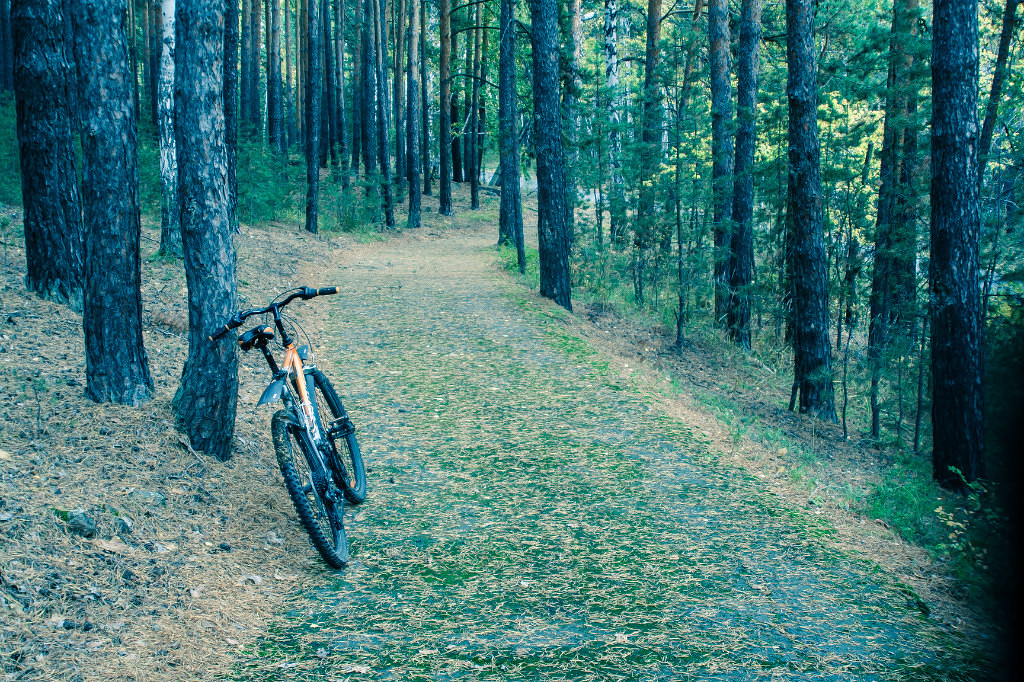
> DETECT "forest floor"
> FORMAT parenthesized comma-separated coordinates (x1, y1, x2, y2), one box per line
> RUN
(0, 187, 994, 681)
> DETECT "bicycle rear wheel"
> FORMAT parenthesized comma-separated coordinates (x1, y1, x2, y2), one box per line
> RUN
(271, 410, 349, 568)
(309, 369, 367, 504)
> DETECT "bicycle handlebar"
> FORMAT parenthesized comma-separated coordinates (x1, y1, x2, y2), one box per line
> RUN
(209, 286, 340, 342)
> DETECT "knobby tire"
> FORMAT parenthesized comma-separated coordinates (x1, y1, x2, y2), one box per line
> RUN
(272, 410, 350, 568)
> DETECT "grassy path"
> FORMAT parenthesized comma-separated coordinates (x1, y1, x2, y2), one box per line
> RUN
(243, 227, 974, 680)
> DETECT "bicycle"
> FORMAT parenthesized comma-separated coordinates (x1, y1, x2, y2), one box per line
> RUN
(211, 286, 366, 568)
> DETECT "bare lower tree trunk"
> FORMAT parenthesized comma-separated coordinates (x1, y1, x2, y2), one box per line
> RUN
(11, 0, 83, 307)
(602, 0, 625, 241)
(786, 0, 836, 421)
(439, 0, 453, 214)
(174, 0, 238, 461)
(321, 0, 337, 165)
(158, 0, 180, 256)
(727, 0, 762, 348)
(634, 0, 663, 305)
(406, 0, 420, 227)
(561, 0, 582, 239)
(498, 0, 524, 272)
(420, 0, 430, 195)
(373, 0, 394, 226)
(361, 0, 376, 174)
(394, 0, 406, 184)
(468, 1, 482, 208)
(710, 0, 733, 324)
(305, 0, 321, 232)
(0, 0, 13, 92)
(269, 0, 284, 153)
(931, 0, 983, 488)
(71, 0, 153, 406)
(335, 0, 349, 185)
(530, 0, 571, 310)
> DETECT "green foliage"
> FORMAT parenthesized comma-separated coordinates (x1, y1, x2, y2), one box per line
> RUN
(236, 143, 305, 226)
(0, 94, 22, 207)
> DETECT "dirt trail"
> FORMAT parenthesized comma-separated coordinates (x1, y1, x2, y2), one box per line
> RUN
(238, 226, 978, 680)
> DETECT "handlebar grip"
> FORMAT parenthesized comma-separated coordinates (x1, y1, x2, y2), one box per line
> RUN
(209, 325, 232, 342)
(317, 286, 339, 296)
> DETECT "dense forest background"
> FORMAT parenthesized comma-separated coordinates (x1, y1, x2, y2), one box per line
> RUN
(0, 0, 1022, 648)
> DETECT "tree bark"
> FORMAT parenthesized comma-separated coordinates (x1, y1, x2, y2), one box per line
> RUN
(71, 0, 153, 406)
(710, 0, 733, 324)
(394, 0, 406, 184)
(174, 0, 238, 461)
(335, 0, 349, 185)
(373, 0, 394, 226)
(158, 0, 181, 257)
(602, 0, 625, 241)
(498, 0, 524, 272)
(931, 0, 984, 487)
(530, 0, 571, 310)
(406, 0, 420, 227)
(439, 0, 453, 214)
(420, 0, 430, 195)
(727, 0, 762, 349)
(240, 0, 252, 137)
(11, 0, 83, 307)
(305, 0, 321, 232)
(268, 0, 284, 152)
(868, 0, 920, 439)
(249, 0, 261, 132)
(634, 0, 663, 305)
(322, 0, 337, 165)
(786, 0, 836, 421)
(0, 0, 13, 92)
(225, 0, 239, 226)
(561, 0, 582, 239)
(468, 1, 481, 208)
(360, 0, 376, 174)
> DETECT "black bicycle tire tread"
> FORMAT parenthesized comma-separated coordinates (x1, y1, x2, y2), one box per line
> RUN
(271, 410, 349, 568)
(311, 369, 367, 504)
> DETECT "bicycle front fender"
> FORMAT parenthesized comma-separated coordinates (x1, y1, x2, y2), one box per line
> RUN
(258, 377, 288, 406)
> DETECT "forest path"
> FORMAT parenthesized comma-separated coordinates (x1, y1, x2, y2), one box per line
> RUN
(244, 225, 969, 680)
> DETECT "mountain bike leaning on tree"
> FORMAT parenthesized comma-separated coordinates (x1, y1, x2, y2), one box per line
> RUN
(211, 287, 367, 568)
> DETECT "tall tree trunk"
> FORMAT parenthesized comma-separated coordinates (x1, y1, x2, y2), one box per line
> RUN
(439, 0, 453, 214)
(0, 0, 13, 92)
(498, 0, 524, 272)
(269, 0, 284, 152)
(979, 0, 1020, 183)
(174, 0, 239, 461)
(140, 0, 154, 128)
(602, 0, 625, 241)
(394, 0, 406, 184)
(158, 0, 180, 256)
(319, 1, 329, 167)
(322, 0, 337, 165)
(468, 0, 481, 208)
(249, 0, 262, 131)
(561, 0, 582, 239)
(931, 0, 983, 487)
(634, 0, 663, 305)
(335, 0, 349, 185)
(406, 0, 420, 227)
(225, 0, 239, 226)
(530, 0, 571, 310)
(11, 0, 83, 307)
(868, 0, 920, 439)
(361, 0, 376, 174)
(420, 0, 430, 195)
(786, 0, 836, 421)
(726, 0, 763, 349)
(710, 0, 733, 324)
(351, 0, 362, 168)
(373, 0, 394, 226)
(71, 0, 153, 406)
(240, 0, 252, 137)
(150, 0, 162, 127)
(305, 0, 321, 232)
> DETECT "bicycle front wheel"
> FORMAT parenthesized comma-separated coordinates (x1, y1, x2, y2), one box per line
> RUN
(309, 369, 367, 504)
(271, 410, 349, 568)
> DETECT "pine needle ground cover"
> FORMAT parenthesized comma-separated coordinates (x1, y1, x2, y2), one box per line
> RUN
(238, 229, 979, 680)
